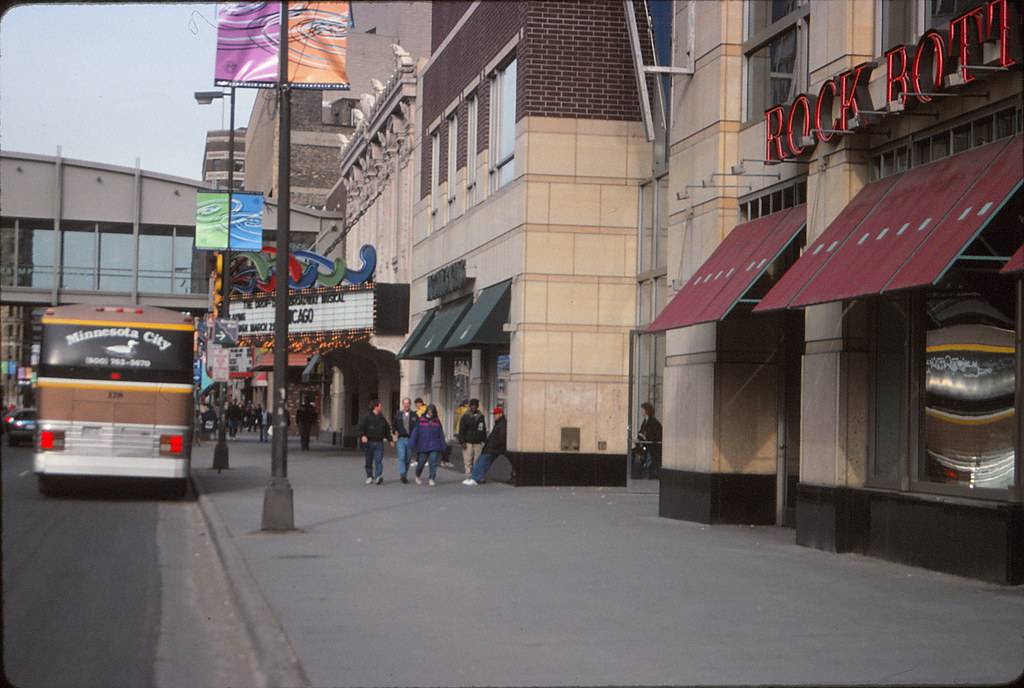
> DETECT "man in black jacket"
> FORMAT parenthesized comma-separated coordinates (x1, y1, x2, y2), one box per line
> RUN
(456, 398, 487, 477)
(358, 400, 393, 485)
(462, 406, 506, 486)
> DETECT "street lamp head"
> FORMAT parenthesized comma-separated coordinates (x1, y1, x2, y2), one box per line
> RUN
(194, 90, 225, 105)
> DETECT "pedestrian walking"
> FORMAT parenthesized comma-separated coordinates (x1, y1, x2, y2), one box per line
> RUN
(227, 400, 243, 439)
(637, 401, 662, 478)
(358, 400, 393, 485)
(296, 401, 318, 451)
(392, 397, 419, 483)
(462, 406, 507, 486)
(414, 397, 427, 417)
(409, 403, 445, 486)
(456, 398, 488, 476)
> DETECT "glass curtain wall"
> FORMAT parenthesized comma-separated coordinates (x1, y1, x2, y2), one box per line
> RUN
(2, 219, 200, 295)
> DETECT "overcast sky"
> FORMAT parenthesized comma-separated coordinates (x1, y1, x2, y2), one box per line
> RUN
(1, 3, 259, 180)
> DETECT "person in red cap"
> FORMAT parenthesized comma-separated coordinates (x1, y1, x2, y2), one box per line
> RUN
(462, 406, 507, 486)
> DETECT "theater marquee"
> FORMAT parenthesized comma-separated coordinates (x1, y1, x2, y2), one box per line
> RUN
(230, 283, 409, 353)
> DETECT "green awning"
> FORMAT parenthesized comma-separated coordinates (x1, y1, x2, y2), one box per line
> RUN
(445, 279, 512, 350)
(396, 309, 436, 360)
(399, 299, 471, 360)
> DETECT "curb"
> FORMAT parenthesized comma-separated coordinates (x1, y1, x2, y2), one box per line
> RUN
(191, 470, 311, 688)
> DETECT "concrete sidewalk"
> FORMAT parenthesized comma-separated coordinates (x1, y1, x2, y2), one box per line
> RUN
(190, 434, 1024, 688)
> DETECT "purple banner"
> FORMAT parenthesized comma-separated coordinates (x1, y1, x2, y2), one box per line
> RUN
(214, 2, 353, 89)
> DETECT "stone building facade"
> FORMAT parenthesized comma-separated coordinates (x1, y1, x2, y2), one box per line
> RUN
(400, 0, 654, 484)
(649, 0, 1022, 583)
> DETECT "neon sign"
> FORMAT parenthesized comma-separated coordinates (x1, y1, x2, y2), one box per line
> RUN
(230, 244, 377, 294)
(764, 0, 1019, 162)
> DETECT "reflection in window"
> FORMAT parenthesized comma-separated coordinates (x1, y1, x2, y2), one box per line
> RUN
(923, 296, 1016, 489)
(173, 234, 197, 293)
(61, 222, 96, 289)
(99, 223, 133, 292)
(871, 295, 909, 482)
(1, 219, 16, 287)
(139, 226, 173, 292)
(745, 1, 807, 120)
(492, 58, 517, 189)
(22, 223, 55, 288)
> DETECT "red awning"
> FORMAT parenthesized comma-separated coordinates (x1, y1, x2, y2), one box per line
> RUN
(1002, 244, 1024, 274)
(757, 134, 1023, 311)
(648, 204, 806, 332)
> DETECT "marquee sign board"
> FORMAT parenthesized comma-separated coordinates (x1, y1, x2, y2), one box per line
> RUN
(234, 289, 374, 336)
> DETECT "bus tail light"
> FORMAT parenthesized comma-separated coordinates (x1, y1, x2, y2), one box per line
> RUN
(40, 430, 65, 451)
(160, 434, 184, 455)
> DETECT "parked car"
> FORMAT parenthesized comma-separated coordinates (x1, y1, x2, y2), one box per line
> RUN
(5, 408, 37, 446)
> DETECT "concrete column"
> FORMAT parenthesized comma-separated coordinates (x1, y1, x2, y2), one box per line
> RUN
(431, 354, 444, 415)
(469, 348, 484, 403)
(800, 302, 869, 489)
(331, 365, 344, 442)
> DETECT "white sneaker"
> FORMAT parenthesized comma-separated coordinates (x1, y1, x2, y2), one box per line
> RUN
(428, 479, 436, 486)
(365, 477, 373, 485)
(415, 475, 423, 485)
(462, 478, 478, 486)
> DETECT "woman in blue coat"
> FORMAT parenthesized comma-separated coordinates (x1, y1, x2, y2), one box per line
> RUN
(409, 404, 446, 485)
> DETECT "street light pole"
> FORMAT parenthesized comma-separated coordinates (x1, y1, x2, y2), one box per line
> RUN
(261, 1, 295, 531)
(195, 88, 236, 471)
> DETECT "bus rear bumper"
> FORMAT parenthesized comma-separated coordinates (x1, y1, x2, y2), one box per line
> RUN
(34, 453, 190, 479)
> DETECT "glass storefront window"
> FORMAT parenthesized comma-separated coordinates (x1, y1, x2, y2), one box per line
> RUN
(871, 295, 910, 483)
(923, 294, 1016, 490)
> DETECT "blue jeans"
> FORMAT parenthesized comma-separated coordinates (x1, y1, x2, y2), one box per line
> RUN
(363, 441, 384, 478)
(470, 452, 499, 482)
(415, 450, 440, 480)
(395, 437, 411, 476)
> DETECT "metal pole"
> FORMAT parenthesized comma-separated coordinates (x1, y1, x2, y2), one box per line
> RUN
(262, 3, 295, 531)
(213, 87, 236, 472)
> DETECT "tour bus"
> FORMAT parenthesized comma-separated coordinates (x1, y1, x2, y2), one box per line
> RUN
(34, 305, 195, 496)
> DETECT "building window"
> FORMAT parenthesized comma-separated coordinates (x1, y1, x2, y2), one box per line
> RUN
(60, 221, 97, 290)
(490, 57, 517, 190)
(466, 95, 478, 207)
(430, 128, 441, 231)
(738, 179, 807, 221)
(138, 225, 174, 293)
(98, 222, 133, 292)
(870, 103, 1022, 179)
(639, 178, 669, 274)
(744, 0, 809, 122)
(447, 112, 459, 217)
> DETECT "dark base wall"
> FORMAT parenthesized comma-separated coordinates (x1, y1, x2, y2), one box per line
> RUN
(507, 452, 627, 487)
(797, 484, 1024, 585)
(658, 468, 776, 525)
